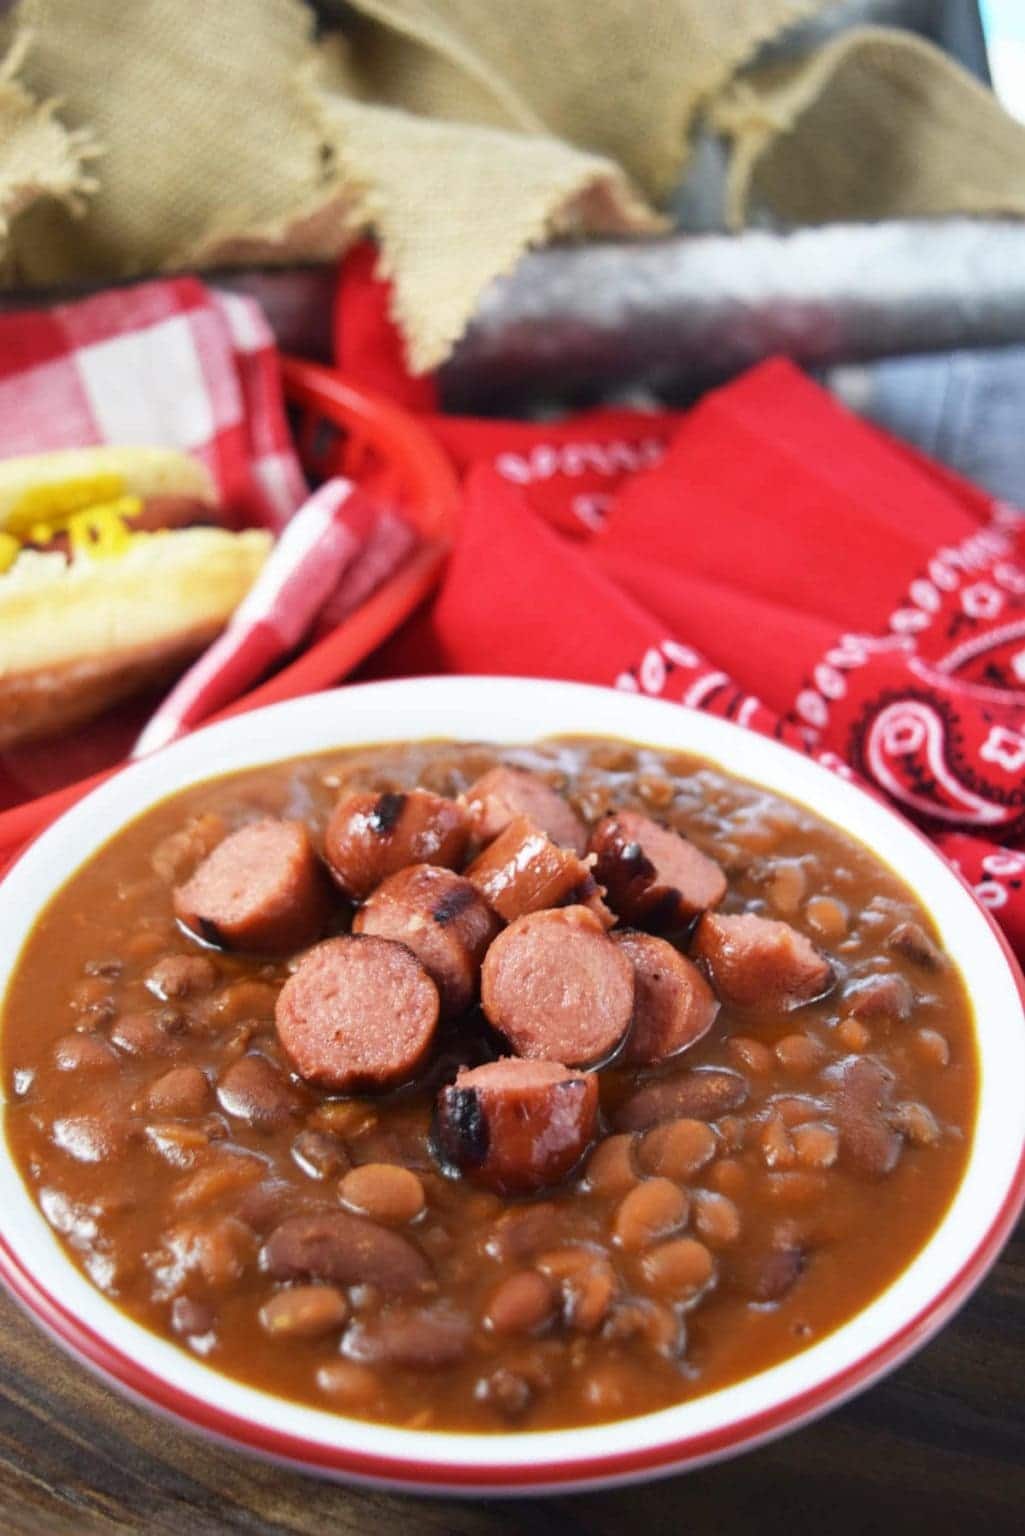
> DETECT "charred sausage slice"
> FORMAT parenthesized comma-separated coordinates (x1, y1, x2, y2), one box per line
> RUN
(325, 788, 469, 901)
(480, 905, 633, 1067)
(275, 935, 439, 1092)
(352, 864, 499, 1018)
(463, 766, 588, 855)
(612, 930, 719, 1066)
(589, 810, 726, 930)
(433, 1058, 599, 1194)
(173, 819, 330, 954)
(692, 912, 833, 1010)
(466, 815, 608, 925)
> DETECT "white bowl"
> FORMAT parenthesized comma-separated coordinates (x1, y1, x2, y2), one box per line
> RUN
(1, 677, 1023, 1496)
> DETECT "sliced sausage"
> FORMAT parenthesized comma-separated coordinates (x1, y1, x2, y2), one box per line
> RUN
(588, 810, 726, 930)
(480, 906, 633, 1067)
(466, 816, 608, 925)
(260, 1210, 433, 1294)
(463, 765, 587, 855)
(352, 864, 499, 1017)
(433, 1058, 599, 1194)
(275, 936, 439, 1092)
(173, 819, 330, 954)
(615, 1067, 749, 1132)
(691, 912, 833, 1010)
(324, 788, 469, 901)
(612, 930, 719, 1066)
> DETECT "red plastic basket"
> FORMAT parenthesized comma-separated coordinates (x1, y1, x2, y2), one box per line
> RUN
(0, 357, 459, 861)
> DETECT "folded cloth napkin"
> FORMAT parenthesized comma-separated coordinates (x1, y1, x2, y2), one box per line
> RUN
(0, 278, 414, 802)
(342, 276, 1025, 962)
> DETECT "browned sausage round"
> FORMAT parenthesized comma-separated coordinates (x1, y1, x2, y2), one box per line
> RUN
(691, 911, 833, 1010)
(589, 810, 726, 930)
(466, 815, 610, 925)
(324, 788, 469, 901)
(173, 819, 330, 954)
(352, 864, 500, 1017)
(481, 905, 634, 1067)
(275, 936, 439, 1091)
(612, 930, 719, 1066)
(433, 1057, 599, 1193)
(463, 766, 587, 855)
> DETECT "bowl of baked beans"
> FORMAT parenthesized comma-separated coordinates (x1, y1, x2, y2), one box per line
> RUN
(0, 676, 1022, 1494)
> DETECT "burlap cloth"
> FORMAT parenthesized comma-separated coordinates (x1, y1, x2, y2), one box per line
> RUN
(2, 0, 1025, 372)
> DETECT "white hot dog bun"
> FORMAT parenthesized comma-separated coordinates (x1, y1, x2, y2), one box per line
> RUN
(0, 445, 273, 747)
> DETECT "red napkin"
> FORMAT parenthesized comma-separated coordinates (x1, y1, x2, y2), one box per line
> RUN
(339, 252, 1025, 961)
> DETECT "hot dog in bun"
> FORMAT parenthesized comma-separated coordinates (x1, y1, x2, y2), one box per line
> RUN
(0, 445, 272, 746)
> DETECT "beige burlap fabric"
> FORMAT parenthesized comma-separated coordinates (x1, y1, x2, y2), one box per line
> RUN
(3, 0, 1025, 371)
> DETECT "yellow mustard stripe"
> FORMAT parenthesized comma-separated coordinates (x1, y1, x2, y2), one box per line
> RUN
(0, 531, 19, 574)
(6, 472, 126, 533)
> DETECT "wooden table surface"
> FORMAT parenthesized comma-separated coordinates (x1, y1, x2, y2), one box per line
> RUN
(1, 1212, 1022, 1536)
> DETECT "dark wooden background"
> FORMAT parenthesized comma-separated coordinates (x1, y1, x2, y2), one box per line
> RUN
(1, 1212, 1022, 1536)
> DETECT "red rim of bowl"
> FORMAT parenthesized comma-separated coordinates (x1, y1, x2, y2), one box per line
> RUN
(1, 736, 1024, 1490)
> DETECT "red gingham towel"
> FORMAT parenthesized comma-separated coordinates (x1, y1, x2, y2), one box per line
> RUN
(0, 278, 307, 529)
(339, 251, 1025, 963)
(0, 278, 415, 802)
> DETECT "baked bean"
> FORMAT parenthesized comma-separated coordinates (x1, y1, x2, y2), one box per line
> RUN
(536, 1248, 618, 1333)
(475, 1367, 534, 1417)
(151, 813, 227, 883)
(774, 1034, 826, 1075)
(612, 1178, 689, 1251)
(145, 1121, 214, 1168)
(792, 1122, 839, 1169)
(261, 1211, 433, 1294)
(845, 972, 914, 1022)
(53, 1033, 117, 1072)
(485, 1203, 573, 1263)
(636, 773, 676, 810)
(483, 1271, 557, 1336)
(805, 895, 848, 940)
(888, 920, 945, 971)
(110, 1011, 180, 1058)
(147, 1065, 209, 1117)
(770, 1094, 829, 1127)
(766, 1171, 829, 1206)
(637, 1118, 717, 1181)
(339, 1164, 426, 1226)
(70, 976, 116, 1016)
(259, 1284, 349, 1339)
(172, 1153, 266, 1212)
(170, 1296, 215, 1338)
(309, 1102, 377, 1139)
(836, 1017, 871, 1051)
(584, 1134, 638, 1196)
(615, 1068, 748, 1131)
(707, 1158, 748, 1197)
(147, 955, 217, 1001)
(292, 1129, 350, 1181)
(728, 1243, 806, 1302)
(692, 1191, 742, 1247)
(123, 929, 173, 964)
(208, 980, 280, 1024)
(759, 1115, 795, 1169)
(52, 1115, 132, 1164)
(768, 860, 807, 916)
(727, 1036, 773, 1075)
(891, 1101, 940, 1146)
(914, 1028, 950, 1068)
(316, 1359, 385, 1409)
(716, 1117, 748, 1153)
(160, 1216, 255, 1292)
(603, 1298, 682, 1357)
(580, 1361, 637, 1416)
(217, 1054, 302, 1131)
(640, 1237, 715, 1301)
(343, 1305, 471, 1368)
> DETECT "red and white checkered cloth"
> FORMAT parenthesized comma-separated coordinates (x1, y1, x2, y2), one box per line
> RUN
(0, 277, 307, 529)
(0, 277, 416, 798)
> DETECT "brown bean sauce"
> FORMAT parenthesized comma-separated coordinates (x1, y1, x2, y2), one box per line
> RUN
(1, 737, 976, 1432)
